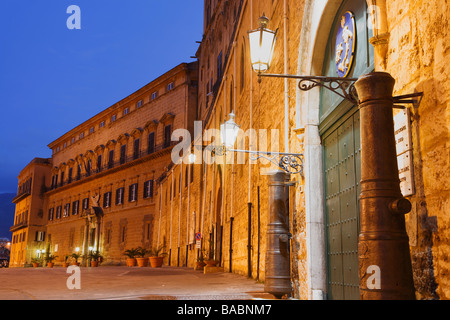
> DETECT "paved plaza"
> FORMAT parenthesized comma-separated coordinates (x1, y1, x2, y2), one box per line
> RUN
(0, 265, 272, 300)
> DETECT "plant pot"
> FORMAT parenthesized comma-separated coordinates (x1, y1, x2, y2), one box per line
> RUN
(126, 258, 137, 267)
(47, 262, 54, 268)
(149, 256, 164, 268)
(71, 262, 79, 266)
(62, 262, 69, 268)
(90, 260, 99, 267)
(32, 263, 39, 268)
(205, 260, 218, 267)
(136, 257, 149, 267)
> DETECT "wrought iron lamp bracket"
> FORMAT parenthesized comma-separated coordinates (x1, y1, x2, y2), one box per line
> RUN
(259, 73, 424, 108)
(260, 73, 359, 105)
(204, 144, 304, 175)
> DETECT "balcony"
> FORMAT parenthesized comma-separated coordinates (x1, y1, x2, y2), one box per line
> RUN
(49, 140, 178, 192)
(10, 220, 28, 232)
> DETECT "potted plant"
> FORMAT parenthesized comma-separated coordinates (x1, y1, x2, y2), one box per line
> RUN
(45, 254, 58, 268)
(88, 251, 102, 267)
(135, 247, 149, 267)
(204, 239, 219, 267)
(149, 245, 166, 268)
(31, 257, 41, 268)
(62, 255, 70, 268)
(70, 252, 81, 266)
(195, 250, 206, 270)
(123, 248, 139, 267)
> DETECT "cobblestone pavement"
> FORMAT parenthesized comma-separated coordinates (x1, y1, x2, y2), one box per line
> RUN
(0, 265, 274, 300)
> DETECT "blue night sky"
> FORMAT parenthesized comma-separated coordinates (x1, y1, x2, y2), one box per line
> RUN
(0, 0, 204, 194)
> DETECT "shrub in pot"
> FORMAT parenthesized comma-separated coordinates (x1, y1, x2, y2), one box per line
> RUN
(149, 245, 167, 268)
(45, 254, 58, 268)
(136, 247, 149, 267)
(70, 253, 81, 266)
(31, 257, 41, 268)
(88, 251, 102, 267)
(62, 255, 70, 268)
(123, 248, 139, 267)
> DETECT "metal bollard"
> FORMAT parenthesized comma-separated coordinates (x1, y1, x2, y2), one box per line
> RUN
(265, 170, 291, 299)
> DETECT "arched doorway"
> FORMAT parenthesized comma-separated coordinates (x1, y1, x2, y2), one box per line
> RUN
(319, 0, 374, 300)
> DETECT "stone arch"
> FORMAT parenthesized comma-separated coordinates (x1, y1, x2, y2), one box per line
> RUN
(295, 0, 380, 300)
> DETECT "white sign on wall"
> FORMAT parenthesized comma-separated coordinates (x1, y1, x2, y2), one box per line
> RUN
(394, 109, 415, 197)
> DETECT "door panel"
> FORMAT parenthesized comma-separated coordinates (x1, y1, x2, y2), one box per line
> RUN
(324, 110, 360, 300)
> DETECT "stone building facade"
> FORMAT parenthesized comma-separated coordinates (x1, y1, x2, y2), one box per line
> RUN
(10, 62, 198, 267)
(10, 0, 450, 300)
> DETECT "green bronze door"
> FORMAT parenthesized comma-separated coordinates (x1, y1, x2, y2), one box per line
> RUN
(323, 110, 361, 300)
(319, 0, 373, 300)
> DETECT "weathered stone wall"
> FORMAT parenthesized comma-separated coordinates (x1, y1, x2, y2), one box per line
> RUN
(385, 0, 450, 300)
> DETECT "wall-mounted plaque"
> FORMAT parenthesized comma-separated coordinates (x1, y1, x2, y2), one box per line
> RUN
(394, 109, 415, 197)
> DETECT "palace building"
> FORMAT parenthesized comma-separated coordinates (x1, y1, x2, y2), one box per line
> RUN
(11, 0, 450, 300)
(10, 62, 198, 267)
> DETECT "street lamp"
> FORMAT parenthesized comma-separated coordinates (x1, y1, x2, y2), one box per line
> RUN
(248, 14, 277, 77)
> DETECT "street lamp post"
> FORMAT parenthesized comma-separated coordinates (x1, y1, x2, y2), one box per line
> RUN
(247, 15, 421, 299)
(218, 111, 301, 298)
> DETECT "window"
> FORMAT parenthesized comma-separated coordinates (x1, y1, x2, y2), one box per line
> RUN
(217, 51, 223, 79)
(82, 198, 89, 210)
(71, 137, 76, 144)
(111, 114, 117, 122)
(89, 127, 94, 134)
(80, 132, 84, 139)
(35, 231, 45, 242)
(68, 168, 73, 184)
(120, 145, 126, 165)
(86, 160, 91, 176)
(108, 150, 114, 169)
(136, 100, 143, 108)
(164, 124, 172, 148)
(133, 139, 140, 160)
(48, 208, 54, 221)
(72, 200, 79, 215)
(167, 82, 174, 91)
(151, 91, 158, 100)
(97, 155, 102, 173)
(63, 203, 70, 217)
(77, 164, 81, 180)
(103, 192, 112, 208)
(60, 172, 65, 187)
(143, 180, 154, 199)
(63, 142, 67, 149)
(148, 132, 155, 154)
(116, 187, 124, 205)
(56, 206, 62, 219)
(121, 226, 126, 243)
(123, 107, 129, 116)
(128, 183, 138, 202)
(100, 121, 105, 128)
